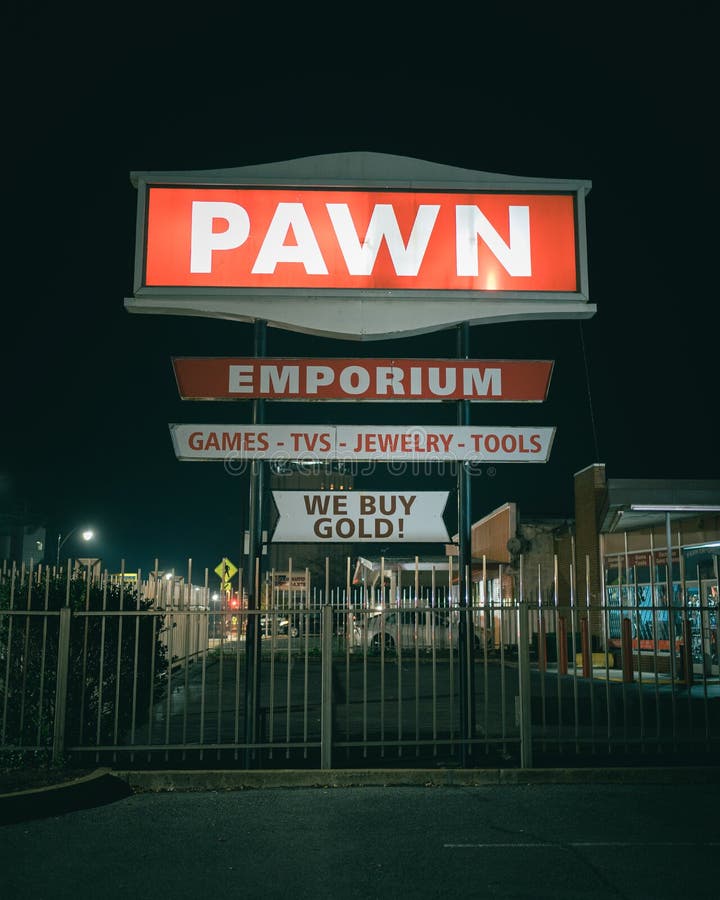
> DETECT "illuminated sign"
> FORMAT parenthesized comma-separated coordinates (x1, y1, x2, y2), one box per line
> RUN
(126, 152, 594, 339)
(144, 188, 576, 292)
(272, 491, 450, 543)
(168, 424, 556, 462)
(172, 357, 553, 402)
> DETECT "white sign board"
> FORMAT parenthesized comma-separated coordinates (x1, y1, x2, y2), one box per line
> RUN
(169, 424, 556, 463)
(271, 571, 310, 592)
(272, 491, 450, 543)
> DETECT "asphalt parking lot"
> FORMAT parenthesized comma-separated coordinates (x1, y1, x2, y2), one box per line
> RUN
(3, 770, 720, 899)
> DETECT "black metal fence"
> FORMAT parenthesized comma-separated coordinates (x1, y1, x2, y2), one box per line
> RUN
(1, 557, 718, 770)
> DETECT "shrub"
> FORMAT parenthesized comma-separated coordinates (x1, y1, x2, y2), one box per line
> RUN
(0, 568, 167, 757)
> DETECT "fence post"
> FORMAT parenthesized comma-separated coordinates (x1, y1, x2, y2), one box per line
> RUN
(517, 596, 533, 768)
(320, 603, 333, 770)
(538, 615, 547, 672)
(558, 616, 568, 675)
(621, 617, 633, 683)
(681, 618, 693, 685)
(52, 607, 72, 765)
(581, 617, 592, 677)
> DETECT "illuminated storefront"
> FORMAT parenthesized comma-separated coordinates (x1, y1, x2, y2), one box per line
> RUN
(595, 472, 720, 675)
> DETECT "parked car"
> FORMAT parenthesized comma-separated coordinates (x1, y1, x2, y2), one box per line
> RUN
(354, 608, 484, 653)
(260, 613, 289, 635)
(287, 610, 349, 638)
(288, 611, 320, 638)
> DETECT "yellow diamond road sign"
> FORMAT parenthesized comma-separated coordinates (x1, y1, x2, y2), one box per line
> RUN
(214, 558, 238, 581)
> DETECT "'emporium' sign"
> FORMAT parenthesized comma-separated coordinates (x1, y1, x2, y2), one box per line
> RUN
(172, 357, 553, 402)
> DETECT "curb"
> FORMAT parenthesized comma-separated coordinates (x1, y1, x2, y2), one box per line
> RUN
(0, 768, 134, 826)
(4, 765, 719, 824)
(115, 765, 720, 793)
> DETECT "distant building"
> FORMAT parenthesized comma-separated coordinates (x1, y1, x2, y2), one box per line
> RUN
(460, 463, 720, 667)
(0, 510, 47, 568)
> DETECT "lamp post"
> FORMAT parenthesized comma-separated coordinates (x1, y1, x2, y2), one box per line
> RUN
(56, 527, 94, 569)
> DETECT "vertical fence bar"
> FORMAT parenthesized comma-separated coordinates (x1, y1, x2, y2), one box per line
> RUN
(462, 564, 472, 761)
(599, 533, 613, 753)
(623, 532, 637, 678)
(96, 572, 109, 762)
(345, 557, 352, 756)
(493, 565, 503, 755)
(130, 569, 141, 762)
(714, 555, 720, 684)
(77, 563, 91, 746)
(268, 587, 277, 760)
(199, 567, 208, 762)
(18, 561, 34, 738)
(480, 556, 489, 754)
(113, 560, 126, 761)
(581, 617, 591, 677)
(165, 574, 175, 762)
(706, 557, 718, 748)
(321, 603, 333, 769)
(569, 555, 580, 752)
(621, 618, 633, 683)
(181, 560, 191, 758)
(362, 601, 368, 758)
(380, 556, 386, 756)
(52, 606, 72, 765)
(680, 550, 694, 743)
(631, 550, 647, 751)
(518, 555, 533, 768)
(396, 573, 403, 759)
(146, 560, 159, 762)
(37, 566, 51, 749)
(552, 556, 564, 750)
(537, 562, 547, 751)
(584, 554, 596, 755)
(648, 532, 662, 745)
(302, 571, 311, 760)
(414, 557, 420, 755)
(449, 559, 456, 752)
(253, 556, 262, 761)
(234, 578, 244, 761)
(664, 516, 678, 751)
(285, 571, 292, 759)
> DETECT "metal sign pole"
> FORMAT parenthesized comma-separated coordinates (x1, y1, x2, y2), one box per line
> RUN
(244, 319, 267, 767)
(457, 322, 476, 765)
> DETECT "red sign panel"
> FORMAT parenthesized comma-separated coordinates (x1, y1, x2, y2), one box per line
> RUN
(144, 187, 577, 293)
(172, 358, 554, 402)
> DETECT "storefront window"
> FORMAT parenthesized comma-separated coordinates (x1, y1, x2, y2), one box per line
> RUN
(605, 545, 718, 664)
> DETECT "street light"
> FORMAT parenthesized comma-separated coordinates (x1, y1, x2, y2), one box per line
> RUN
(56, 526, 94, 569)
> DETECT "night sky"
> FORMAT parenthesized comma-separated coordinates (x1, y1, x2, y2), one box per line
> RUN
(2, 7, 713, 576)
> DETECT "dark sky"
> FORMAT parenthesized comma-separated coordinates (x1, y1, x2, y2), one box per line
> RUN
(2, 6, 713, 575)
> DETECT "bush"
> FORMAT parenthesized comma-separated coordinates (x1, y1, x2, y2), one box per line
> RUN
(0, 569, 167, 756)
